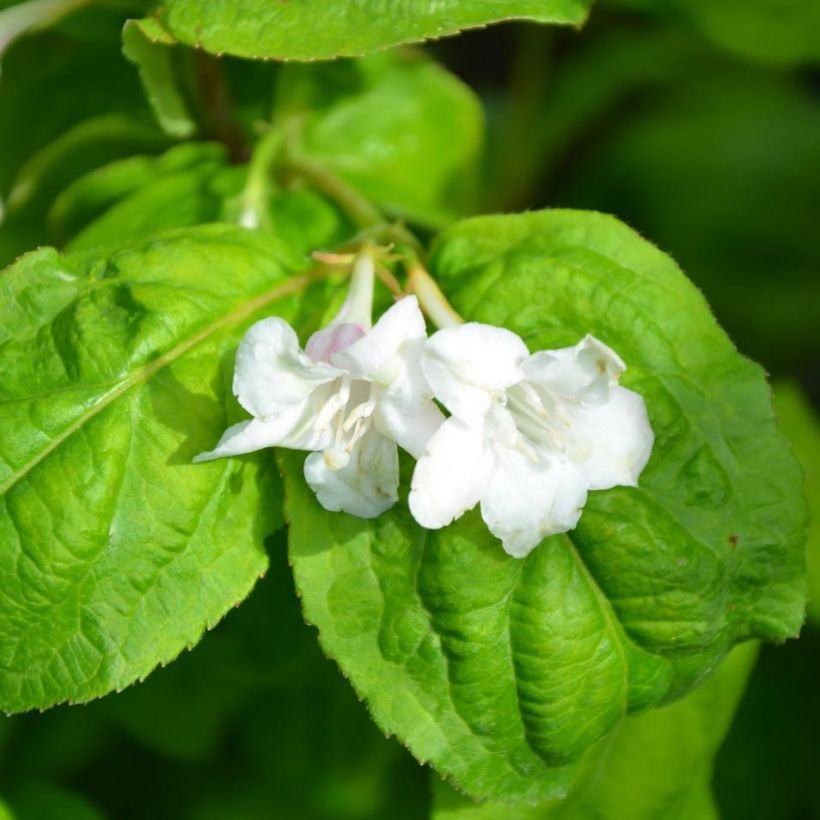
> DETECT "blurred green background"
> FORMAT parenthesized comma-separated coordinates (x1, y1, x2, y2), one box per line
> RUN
(0, 0, 818, 817)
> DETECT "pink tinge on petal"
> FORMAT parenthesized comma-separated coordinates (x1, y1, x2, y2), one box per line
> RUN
(305, 322, 366, 363)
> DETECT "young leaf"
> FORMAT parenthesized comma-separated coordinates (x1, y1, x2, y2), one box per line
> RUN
(278, 51, 484, 229)
(0, 224, 331, 713)
(138, 0, 591, 61)
(284, 209, 806, 802)
(122, 18, 196, 139)
(431, 641, 758, 818)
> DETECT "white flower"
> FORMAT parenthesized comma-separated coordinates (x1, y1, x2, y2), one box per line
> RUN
(408, 324, 654, 557)
(195, 253, 443, 518)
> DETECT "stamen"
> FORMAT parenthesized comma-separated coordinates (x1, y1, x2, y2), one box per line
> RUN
(314, 376, 351, 430)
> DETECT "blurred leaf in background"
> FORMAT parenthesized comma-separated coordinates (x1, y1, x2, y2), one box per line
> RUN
(611, 0, 820, 66)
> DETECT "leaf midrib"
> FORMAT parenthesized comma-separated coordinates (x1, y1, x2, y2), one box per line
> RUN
(0, 272, 312, 498)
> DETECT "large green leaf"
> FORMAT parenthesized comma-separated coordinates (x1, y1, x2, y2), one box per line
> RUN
(140, 0, 590, 61)
(431, 640, 758, 818)
(284, 209, 806, 802)
(277, 51, 484, 228)
(0, 223, 336, 712)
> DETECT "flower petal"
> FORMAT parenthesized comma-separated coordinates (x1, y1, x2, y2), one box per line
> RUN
(480, 449, 588, 559)
(523, 335, 625, 406)
(333, 296, 427, 391)
(422, 323, 528, 421)
(305, 322, 366, 363)
(409, 417, 494, 529)
(304, 430, 399, 518)
(570, 385, 654, 490)
(234, 317, 340, 417)
(194, 399, 332, 462)
(374, 391, 445, 459)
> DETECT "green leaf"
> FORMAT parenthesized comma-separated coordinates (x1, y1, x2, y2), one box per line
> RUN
(616, 0, 820, 65)
(278, 51, 484, 228)
(139, 0, 591, 61)
(122, 18, 196, 139)
(65, 146, 239, 253)
(431, 641, 758, 818)
(48, 142, 228, 244)
(4, 113, 167, 217)
(0, 798, 13, 820)
(285, 209, 806, 802)
(772, 382, 820, 626)
(0, 223, 335, 713)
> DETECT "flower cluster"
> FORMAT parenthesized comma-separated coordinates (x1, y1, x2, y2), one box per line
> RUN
(196, 252, 654, 558)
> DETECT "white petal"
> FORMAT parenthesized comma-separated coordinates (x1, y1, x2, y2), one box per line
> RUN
(305, 322, 365, 363)
(333, 296, 426, 386)
(374, 392, 445, 458)
(422, 323, 528, 421)
(523, 335, 625, 406)
(409, 417, 494, 529)
(193, 400, 331, 462)
(480, 449, 588, 559)
(234, 317, 340, 417)
(304, 430, 399, 518)
(570, 385, 654, 490)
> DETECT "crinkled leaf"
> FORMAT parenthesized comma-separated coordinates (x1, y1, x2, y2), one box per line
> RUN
(284, 209, 806, 802)
(0, 223, 337, 712)
(278, 51, 483, 228)
(772, 382, 820, 626)
(432, 641, 757, 818)
(122, 18, 196, 139)
(139, 0, 590, 61)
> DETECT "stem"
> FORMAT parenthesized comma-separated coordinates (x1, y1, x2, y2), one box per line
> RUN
(237, 127, 283, 230)
(374, 261, 405, 298)
(406, 258, 463, 328)
(286, 154, 383, 229)
(194, 52, 249, 163)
